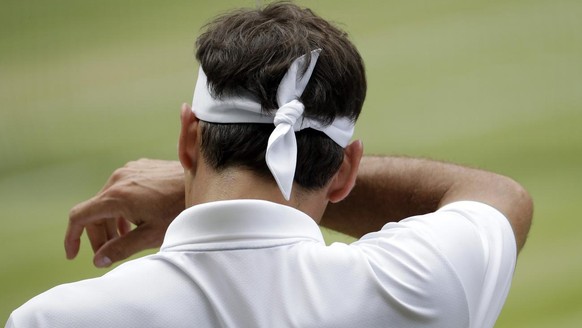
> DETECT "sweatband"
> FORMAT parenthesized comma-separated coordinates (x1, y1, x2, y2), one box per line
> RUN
(192, 49, 355, 200)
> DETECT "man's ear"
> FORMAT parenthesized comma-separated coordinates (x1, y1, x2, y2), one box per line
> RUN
(327, 140, 363, 203)
(178, 103, 200, 171)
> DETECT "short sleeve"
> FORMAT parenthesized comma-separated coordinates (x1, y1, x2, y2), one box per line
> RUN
(431, 201, 517, 327)
(353, 201, 517, 328)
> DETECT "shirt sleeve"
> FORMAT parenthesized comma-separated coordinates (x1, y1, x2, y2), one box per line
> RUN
(353, 201, 517, 328)
(430, 201, 517, 328)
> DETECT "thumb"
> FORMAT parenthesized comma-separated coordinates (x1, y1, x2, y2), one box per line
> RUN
(93, 225, 163, 268)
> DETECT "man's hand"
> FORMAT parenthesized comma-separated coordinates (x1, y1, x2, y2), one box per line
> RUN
(65, 159, 185, 267)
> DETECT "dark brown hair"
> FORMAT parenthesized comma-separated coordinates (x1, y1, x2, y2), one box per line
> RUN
(196, 1, 366, 190)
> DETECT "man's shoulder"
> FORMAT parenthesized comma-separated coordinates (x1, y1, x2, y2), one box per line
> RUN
(8, 254, 183, 327)
(352, 201, 517, 327)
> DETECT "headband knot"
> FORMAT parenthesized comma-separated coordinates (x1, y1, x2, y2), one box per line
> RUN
(192, 49, 355, 201)
(266, 99, 305, 200)
(273, 100, 304, 127)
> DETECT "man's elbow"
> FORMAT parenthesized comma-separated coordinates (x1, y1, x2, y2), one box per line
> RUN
(504, 177, 534, 252)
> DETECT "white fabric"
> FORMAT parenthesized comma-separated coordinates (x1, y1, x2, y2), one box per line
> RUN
(7, 201, 516, 328)
(191, 49, 355, 200)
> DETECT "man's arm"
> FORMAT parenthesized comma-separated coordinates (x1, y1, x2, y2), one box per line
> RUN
(66, 156, 533, 267)
(321, 156, 533, 251)
(65, 159, 185, 267)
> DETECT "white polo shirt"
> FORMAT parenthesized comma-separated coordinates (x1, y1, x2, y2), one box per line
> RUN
(7, 200, 516, 328)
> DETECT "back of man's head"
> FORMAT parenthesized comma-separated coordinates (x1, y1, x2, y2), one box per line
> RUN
(195, 1, 366, 191)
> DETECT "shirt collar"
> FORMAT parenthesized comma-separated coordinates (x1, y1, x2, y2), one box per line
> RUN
(161, 199, 325, 251)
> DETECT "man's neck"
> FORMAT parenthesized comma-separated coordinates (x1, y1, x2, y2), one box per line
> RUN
(185, 166, 329, 223)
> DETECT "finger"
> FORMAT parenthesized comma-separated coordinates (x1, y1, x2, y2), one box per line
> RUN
(65, 196, 119, 259)
(106, 218, 119, 240)
(64, 229, 82, 260)
(85, 219, 118, 254)
(93, 225, 163, 268)
(117, 217, 131, 236)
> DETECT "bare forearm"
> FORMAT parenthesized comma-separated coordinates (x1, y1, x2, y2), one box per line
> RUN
(320, 156, 533, 250)
(321, 156, 442, 238)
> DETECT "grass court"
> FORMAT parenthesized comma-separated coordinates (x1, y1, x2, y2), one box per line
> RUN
(1, 0, 581, 326)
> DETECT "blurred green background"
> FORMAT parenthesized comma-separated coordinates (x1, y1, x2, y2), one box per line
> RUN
(1, 0, 581, 326)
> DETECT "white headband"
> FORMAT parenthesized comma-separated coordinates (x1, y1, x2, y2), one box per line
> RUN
(192, 49, 355, 200)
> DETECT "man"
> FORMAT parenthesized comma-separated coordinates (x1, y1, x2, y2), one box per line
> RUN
(7, 2, 532, 327)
